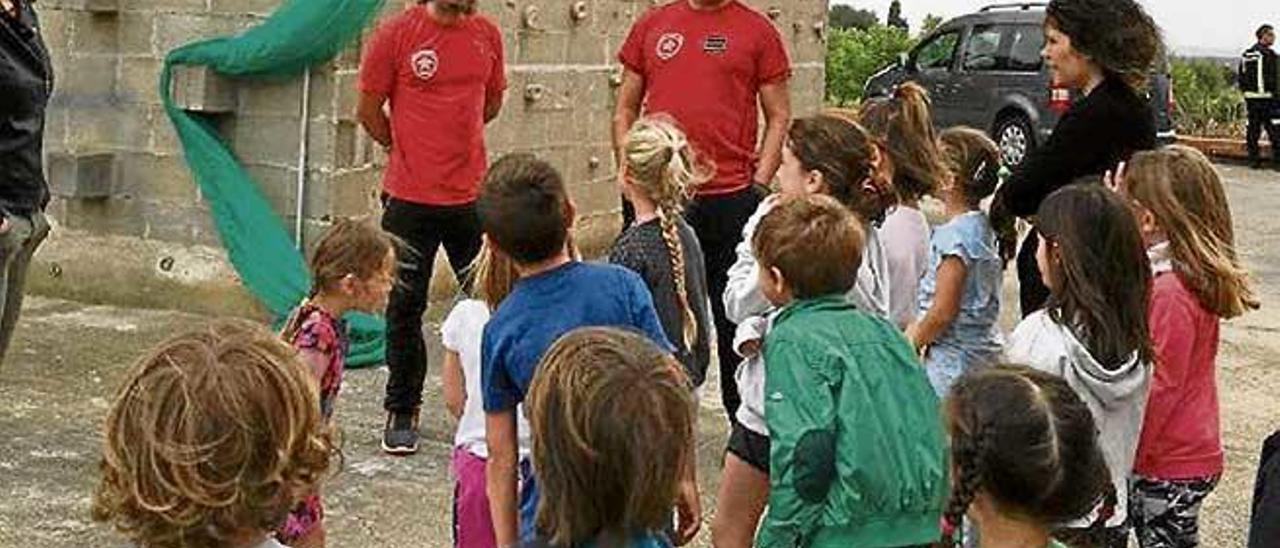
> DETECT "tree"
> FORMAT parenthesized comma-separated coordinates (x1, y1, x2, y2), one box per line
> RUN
(826, 25, 916, 106)
(887, 0, 909, 32)
(921, 14, 943, 35)
(829, 4, 879, 31)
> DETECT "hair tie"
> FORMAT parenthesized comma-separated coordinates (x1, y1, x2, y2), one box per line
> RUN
(972, 160, 989, 183)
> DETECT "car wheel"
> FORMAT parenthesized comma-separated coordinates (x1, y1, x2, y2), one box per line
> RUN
(994, 114, 1034, 169)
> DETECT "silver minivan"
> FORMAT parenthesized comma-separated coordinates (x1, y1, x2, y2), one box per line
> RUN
(863, 2, 1176, 167)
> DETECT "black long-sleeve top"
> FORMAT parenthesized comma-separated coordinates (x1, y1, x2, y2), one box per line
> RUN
(1, 0, 53, 216)
(996, 76, 1156, 218)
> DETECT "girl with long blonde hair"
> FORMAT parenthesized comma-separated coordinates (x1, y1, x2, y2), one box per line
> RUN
(610, 114, 713, 387)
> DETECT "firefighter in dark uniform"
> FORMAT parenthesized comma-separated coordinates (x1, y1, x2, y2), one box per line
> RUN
(1241, 24, 1278, 169)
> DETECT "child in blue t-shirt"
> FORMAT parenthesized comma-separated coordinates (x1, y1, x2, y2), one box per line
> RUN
(906, 127, 1005, 396)
(476, 154, 695, 546)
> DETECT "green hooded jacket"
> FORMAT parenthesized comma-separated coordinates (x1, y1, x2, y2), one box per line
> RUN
(757, 295, 947, 547)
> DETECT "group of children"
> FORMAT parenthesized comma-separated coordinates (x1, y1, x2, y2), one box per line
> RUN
(89, 85, 1258, 548)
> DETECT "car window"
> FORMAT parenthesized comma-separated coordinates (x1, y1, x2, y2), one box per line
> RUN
(915, 31, 960, 71)
(1006, 25, 1044, 72)
(963, 25, 1003, 71)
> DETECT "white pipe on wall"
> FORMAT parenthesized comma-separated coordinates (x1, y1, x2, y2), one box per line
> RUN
(294, 68, 312, 247)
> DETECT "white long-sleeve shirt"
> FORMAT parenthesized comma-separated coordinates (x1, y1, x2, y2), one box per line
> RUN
(722, 196, 893, 434)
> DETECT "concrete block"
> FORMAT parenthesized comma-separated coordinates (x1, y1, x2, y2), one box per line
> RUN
(63, 195, 146, 238)
(116, 12, 156, 56)
(516, 30, 569, 65)
(238, 77, 305, 117)
(140, 199, 207, 243)
(115, 152, 198, 202)
(302, 119, 357, 171)
(210, 0, 282, 16)
(155, 14, 248, 55)
(231, 115, 303, 166)
(325, 168, 381, 219)
(519, 70, 574, 112)
(243, 164, 298, 217)
(331, 69, 360, 122)
(150, 107, 183, 155)
(566, 26, 608, 66)
(47, 151, 116, 199)
(51, 55, 118, 106)
(170, 65, 237, 113)
(32, 8, 72, 54)
(56, 0, 121, 14)
(41, 108, 71, 155)
(119, 0, 208, 14)
(69, 11, 118, 53)
(118, 57, 162, 105)
(68, 102, 137, 149)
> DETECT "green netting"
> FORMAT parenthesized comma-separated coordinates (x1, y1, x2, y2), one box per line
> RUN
(159, 0, 387, 366)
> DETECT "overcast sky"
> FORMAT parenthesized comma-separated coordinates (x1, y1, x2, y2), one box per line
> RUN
(834, 0, 1276, 56)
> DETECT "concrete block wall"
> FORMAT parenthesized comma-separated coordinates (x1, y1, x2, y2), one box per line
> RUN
(30, 0, 828, 316)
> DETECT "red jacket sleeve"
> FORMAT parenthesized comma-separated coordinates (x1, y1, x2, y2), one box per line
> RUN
(1144, 288, 1198, 444)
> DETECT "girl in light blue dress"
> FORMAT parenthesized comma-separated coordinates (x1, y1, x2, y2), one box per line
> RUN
(906, 127, 1005, 396)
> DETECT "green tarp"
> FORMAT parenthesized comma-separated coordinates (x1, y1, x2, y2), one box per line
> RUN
(159, 0, 387, 366)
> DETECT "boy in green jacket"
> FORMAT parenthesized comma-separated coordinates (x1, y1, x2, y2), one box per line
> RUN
(751, 194, 947, 547)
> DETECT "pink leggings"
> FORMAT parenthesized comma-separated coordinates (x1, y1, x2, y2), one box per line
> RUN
(453, 447, 497, 548)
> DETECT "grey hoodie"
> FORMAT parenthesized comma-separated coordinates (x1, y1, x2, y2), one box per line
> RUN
(1006, 310, 1152, 529)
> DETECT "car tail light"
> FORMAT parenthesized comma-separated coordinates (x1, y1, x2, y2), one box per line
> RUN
(1049, 87, 1071, 114)
(1167, 78, 1177, 114)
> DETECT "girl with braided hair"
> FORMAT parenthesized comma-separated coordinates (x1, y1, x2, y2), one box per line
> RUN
(610, 114, 714, 387)
(941, 365, 1114, 548)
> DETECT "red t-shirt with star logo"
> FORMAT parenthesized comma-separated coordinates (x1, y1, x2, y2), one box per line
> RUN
(618, 1, 791, 195)
(359, 7, 506, 205)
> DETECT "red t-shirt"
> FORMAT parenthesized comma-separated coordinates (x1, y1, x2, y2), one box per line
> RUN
(618, 1, 791, 195)
(1133, 271, 1224, 479)
(358, 7, 506, 206)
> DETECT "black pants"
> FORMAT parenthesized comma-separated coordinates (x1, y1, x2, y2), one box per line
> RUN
(1247, 99, 1279, 166)
(1016, 228, 1051, 318)
(682, 186, 765, 425)
(381, 197, 483, 413)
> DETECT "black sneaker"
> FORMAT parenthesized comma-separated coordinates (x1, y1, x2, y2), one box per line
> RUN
(381, 410, 419, 455)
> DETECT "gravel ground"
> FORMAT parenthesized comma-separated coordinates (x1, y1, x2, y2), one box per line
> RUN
(0, 163, 1277, 547)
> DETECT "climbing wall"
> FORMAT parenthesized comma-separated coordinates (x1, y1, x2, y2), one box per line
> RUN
(29, 0, 829, 314)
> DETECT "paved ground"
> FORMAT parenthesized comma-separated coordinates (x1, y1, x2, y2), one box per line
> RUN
(1, 163, 1278, 547)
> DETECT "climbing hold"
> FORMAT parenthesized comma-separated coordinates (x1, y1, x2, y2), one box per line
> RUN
(524, 83, 547, 103)
(522, 5, 541, 30)
(570, 1, 589, 23)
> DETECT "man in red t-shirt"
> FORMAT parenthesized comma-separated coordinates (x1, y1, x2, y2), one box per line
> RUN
(357, 0, 505, 455)
(613, 0, 790, 431)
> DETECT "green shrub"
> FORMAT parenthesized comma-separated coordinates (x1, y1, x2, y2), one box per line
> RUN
(826, 25, 916, 107)
(1170, 58, 1245, 138)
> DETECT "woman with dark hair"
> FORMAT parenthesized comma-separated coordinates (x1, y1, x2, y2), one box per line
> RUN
(992, 0, 1162, 316)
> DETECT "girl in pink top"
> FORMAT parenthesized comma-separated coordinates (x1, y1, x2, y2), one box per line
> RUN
(1120, 146, 1259, 548)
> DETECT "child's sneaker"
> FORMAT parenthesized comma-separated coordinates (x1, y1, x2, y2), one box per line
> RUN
(381, 409, 419, 455)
